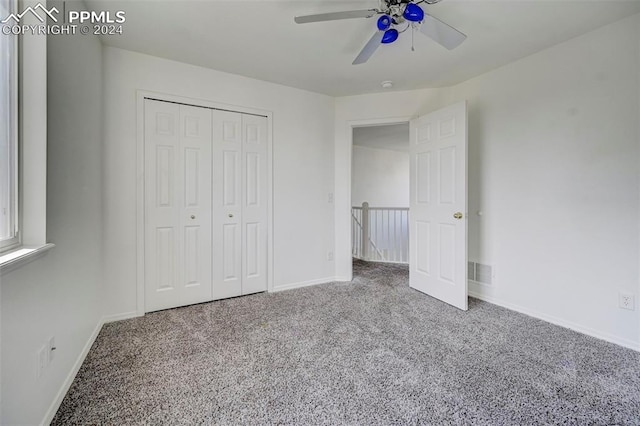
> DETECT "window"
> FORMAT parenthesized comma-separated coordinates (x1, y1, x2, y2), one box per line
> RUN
(0, 0, 19, 252)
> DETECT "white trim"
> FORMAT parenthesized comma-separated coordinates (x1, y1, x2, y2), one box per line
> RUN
(3, 0, 50, 273)
(349, 116, 414, 128)
(339, 116, 413, 283)
(103, 311, 140, 324)
(135, 90, 274, 316)
(135, 92, 145, 316)
(0, 243, 54, 275)
(272, 277, 336, 293)
(637, 40, 640, 355)
(334, 275, 352, 282)
(266, 116, 274, 293)
(20, 0, 47, 247)
(0, 0, 19, 254)
(469, 279, 492, 287)
(41, 317, 103, 426)
(40, 309, 142, 425)
(469, 289, 640, 352)
(353, 257, 408, 266)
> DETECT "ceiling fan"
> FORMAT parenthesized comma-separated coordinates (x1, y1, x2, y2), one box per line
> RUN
(294, 0, 466, 65)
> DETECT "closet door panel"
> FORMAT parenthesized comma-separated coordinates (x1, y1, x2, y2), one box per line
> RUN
(144, 100, 213, 312)
(179, 104, 213, 306)
(145, 100, 180, 312)
(213, 110, 243, 299)
(241, 114, 268, 295)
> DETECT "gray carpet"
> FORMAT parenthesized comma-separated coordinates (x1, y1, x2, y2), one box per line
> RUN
(53, 260, 640, 425)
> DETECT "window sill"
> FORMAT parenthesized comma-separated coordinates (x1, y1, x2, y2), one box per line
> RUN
(0, 244, 55, 275)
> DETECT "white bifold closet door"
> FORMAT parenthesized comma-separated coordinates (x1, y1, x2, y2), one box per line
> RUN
(144, 99, 268, 313)
(212, 111, 268, 299)
(144, 100, 213, 312)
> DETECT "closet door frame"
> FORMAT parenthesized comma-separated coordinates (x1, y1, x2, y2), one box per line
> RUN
(135, 90, 274, 316)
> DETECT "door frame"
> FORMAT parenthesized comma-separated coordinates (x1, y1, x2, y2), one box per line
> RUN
(342, 116, 413, 281)
(135, 90, 274, 316)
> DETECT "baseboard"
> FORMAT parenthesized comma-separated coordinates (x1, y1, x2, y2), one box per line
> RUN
(356, 259, 409, 266)
(40, 310, 142, 425)
(469, 289, 640, 352)
(272, 276, 336, 292)
(41, 317, 104, 425)
(102, 311, 140, 324)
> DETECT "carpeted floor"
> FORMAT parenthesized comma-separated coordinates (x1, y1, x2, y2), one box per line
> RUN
(53, 260, 640, 425)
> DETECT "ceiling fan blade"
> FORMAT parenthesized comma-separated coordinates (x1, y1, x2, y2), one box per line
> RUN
(419, 13, 466, 50)
(352, 31, 385, 65)
(295, 9, 377, 24)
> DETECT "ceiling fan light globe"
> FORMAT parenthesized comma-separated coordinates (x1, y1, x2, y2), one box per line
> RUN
(381, 29, 399, 44)
(377, 15, 392, 31)
(403, 3, 424, 22)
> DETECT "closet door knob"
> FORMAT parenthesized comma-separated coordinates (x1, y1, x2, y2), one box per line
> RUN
(228, 214, 234, 218)
(190, 215, 195, 219)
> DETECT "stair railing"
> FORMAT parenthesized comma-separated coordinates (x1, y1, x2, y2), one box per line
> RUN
(351, 202, 409, 264)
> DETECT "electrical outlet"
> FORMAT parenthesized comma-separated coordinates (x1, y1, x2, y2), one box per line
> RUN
(619, 293, 635, 311)
(327, 251, 334, 261)
(48, 336, 56, 363)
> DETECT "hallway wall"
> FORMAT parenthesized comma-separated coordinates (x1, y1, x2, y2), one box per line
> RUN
(352, 145, 409, 208)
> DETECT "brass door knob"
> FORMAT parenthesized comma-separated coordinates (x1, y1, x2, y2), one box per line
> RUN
(453, 212, 463, 219)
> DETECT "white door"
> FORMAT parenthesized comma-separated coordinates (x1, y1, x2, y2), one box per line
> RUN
(241, 114, 268, 295)
(409, 101, 468, 310)
(144, 99, 213, 312)
(212, 112, 268, 299)
(212, 110, 243, 299)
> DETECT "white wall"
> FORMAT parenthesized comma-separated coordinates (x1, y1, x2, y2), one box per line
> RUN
(102, 47, 335, 317)
(0, 1, 104, 422)
(445, 13, 640, 349)
(335, 14, 640, 348)
(351, 145, 409, 208)
(0, 9, 635, 426)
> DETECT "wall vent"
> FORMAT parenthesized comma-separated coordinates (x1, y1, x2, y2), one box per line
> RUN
(468, 261, 493, 285)
(475, 263, 493, 285)
(467, 261, 476, 281)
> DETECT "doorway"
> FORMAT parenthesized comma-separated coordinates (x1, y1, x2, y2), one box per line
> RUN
(351, 123, 410, 264)
(344, 101, 469, 310)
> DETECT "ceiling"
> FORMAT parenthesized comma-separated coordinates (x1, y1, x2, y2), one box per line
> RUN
(353, 124, 410, 152)
(85, 0, 640, 97)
